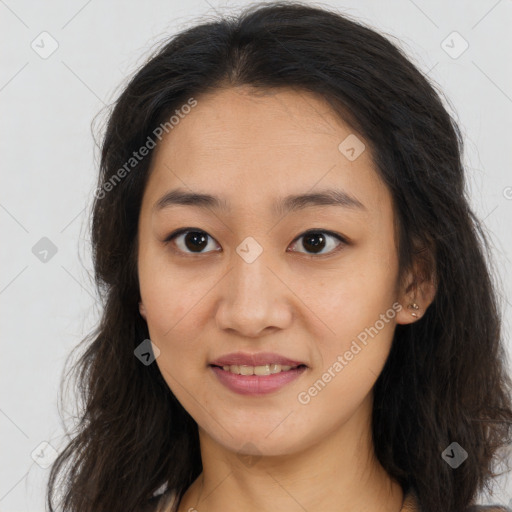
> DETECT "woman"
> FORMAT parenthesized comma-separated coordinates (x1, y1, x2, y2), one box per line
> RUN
(47, 2, 512, 511)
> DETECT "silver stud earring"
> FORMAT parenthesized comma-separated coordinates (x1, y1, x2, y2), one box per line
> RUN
(408, 302, 420, 317)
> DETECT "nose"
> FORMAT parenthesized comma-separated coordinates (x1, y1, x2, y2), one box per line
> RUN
(214, 251, 293, 338)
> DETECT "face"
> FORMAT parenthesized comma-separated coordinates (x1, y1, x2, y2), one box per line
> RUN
(137, 86, 417, 457)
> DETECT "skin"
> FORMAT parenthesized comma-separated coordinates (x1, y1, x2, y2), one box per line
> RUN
(137, 86, 436, 512)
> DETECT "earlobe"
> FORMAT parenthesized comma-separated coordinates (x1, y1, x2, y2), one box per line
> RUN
(395, 300, 421, 325)
(396, 279, 436, 325)
(139, 301, 147, 320)
(395, 239, 437, 325)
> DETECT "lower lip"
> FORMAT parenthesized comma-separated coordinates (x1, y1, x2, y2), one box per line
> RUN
(209, 365, 307, 395)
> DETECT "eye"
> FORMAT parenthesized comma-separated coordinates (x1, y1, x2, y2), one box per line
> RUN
(164, 228, 347, 257)
(164, 228, 220, 255)
(287, 230, 347, 257)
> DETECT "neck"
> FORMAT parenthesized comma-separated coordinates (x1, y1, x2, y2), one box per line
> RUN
(178, 395, 404, 512)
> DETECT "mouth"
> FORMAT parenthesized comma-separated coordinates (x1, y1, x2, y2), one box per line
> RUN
(209, 363, 308, 375)
(208, 363, 308, 395)
(208, 352, 309, 395)
(209, 351, 308, 369)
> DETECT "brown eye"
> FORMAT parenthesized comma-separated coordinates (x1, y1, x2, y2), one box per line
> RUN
(165, 229, 220, 254)
(164, 228, 347, 257)
(288, 230, 346, 256)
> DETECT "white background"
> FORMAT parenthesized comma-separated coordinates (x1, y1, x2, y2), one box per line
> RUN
(1, 0, 512, 510)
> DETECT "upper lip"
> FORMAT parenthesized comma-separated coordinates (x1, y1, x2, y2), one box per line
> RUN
(210, 352, 307, 367)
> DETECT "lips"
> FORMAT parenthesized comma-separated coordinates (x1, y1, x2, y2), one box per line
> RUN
(210, 364, 307, 395)
(209, 351, 307, 368)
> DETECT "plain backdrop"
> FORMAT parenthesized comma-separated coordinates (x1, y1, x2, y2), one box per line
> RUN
(1, 0, 512, 510)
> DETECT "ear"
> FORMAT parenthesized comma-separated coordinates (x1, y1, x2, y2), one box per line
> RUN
(139, 301, 147, 320)
(395, 239, 437, 325)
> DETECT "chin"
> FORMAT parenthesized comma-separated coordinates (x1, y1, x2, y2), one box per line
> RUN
(209, 427, 308, 458)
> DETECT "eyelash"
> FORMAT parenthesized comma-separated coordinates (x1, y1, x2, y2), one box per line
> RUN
(163, 228, 349, 258)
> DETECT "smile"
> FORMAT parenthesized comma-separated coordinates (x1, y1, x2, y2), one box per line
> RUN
(209, 364, 308, 395)
(217, 363, 302, 375)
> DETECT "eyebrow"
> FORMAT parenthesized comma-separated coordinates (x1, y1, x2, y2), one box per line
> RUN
(153, 187, 366, 216)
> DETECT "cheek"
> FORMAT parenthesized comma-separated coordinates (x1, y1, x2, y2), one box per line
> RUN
(138, 274, 203, 382)
(305, 246, 398, 361)
(139, 248, 205, 333)
(142, 286, 205, 362)
(146, 292, 207, 399)
(138, 262, 218, 366)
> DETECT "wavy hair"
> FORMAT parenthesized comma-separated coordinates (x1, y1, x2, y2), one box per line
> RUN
(46, 2, 512, 511)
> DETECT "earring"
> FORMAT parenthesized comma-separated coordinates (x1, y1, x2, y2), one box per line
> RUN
(408, 302, 420, 318)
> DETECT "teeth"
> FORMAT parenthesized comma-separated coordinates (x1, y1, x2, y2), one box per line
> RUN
(221, 364, 295, 375)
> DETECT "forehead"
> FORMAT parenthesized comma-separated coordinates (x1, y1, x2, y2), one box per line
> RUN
(154, 86, 359, 158)
(143, 86, 390, 215)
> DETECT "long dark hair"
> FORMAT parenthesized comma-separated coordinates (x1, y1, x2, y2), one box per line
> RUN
(46, 2, 512, 511)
